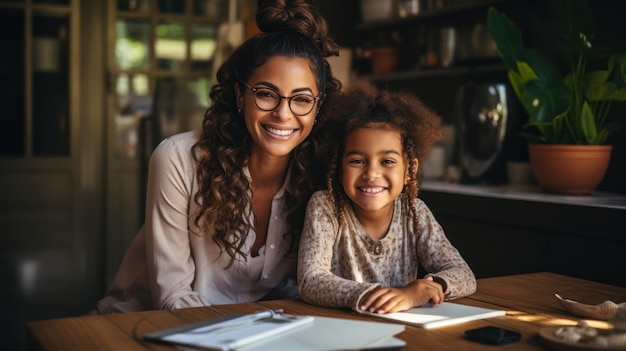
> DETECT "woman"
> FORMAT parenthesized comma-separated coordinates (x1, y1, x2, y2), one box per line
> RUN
(95, 0, 341, 313)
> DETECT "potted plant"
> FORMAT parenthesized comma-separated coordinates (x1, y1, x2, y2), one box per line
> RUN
(368, 30, 400, 75)
(487, 0, 626, 194)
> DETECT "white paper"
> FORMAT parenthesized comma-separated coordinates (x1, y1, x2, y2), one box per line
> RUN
(361, 302, 505, 329)
(162, 314, 313, 350)
(237, 316, 406, 351)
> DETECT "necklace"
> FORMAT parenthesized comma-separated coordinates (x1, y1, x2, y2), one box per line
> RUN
(368, 240, 384, 256)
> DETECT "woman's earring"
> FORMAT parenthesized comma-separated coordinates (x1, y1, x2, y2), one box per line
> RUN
(314, 118, 318, 125)
(237, 107, 242, 114)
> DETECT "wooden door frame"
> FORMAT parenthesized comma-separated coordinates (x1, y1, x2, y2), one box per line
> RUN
(78, 0, 106, 300)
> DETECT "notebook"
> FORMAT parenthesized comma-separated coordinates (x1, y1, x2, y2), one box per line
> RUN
(144, 309, 406, 351)
(360, 302, 505, 329)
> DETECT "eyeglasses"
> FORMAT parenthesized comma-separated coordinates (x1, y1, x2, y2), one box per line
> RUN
(240, 80, 321, 116)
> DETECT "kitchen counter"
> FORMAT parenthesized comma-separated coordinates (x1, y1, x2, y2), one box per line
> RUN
(422, 181, 626, 210)
(419, 181, 626, 288)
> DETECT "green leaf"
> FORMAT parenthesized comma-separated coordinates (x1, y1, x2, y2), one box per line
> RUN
(511, 48, 566, 93)
(520, 81, 554, 123)
(584, 70, 626, 101)
(580, 101, 598, 144)
(487, 7, 523, 71)
(519, 77, 570, 125)
(609, 54, 626, 90)
(552, 110, 568, 143)
(507, 70, 524, 102)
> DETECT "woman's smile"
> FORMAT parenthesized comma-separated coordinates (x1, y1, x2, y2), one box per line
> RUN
(263, 125, 297, 137)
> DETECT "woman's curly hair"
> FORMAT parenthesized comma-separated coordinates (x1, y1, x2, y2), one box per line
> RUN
(191, 0, 341, 266)
(318, 81, 442, 234)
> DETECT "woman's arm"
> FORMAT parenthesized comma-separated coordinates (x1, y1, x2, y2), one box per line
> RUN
(144, 136, 210, 309)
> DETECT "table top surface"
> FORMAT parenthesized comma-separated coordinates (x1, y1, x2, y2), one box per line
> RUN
(26, 272, 626, 350)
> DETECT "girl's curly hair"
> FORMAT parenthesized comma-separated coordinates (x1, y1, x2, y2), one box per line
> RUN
(318, 81, 442, 234)
(191, 0, 341, 266)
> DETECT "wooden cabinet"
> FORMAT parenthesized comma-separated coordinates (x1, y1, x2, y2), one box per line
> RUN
(420, 184, 626, 288)
(0, 0, 106, 349)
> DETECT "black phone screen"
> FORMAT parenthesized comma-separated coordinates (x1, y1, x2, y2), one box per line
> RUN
(465, 326, 521, 345)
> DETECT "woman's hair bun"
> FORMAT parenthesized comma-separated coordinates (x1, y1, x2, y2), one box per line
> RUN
(256, 0, 339, 57)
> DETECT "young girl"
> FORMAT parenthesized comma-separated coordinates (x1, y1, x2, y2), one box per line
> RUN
(298, 83, 476, 314)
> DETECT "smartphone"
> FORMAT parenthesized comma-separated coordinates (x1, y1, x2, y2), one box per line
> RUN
(464, 326, 521, 345)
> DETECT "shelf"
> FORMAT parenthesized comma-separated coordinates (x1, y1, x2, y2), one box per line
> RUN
(356, 0, 511, 30)
(366, 62, 506, 83)
(421, 181, 626, 210)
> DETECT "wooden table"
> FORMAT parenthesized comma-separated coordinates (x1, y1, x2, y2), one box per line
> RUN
(26, 272, 626, 350)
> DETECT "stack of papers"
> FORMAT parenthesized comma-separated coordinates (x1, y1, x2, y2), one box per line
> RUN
(144, 309, 406, 350)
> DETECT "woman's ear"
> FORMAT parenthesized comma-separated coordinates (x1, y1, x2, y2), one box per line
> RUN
(235, 83, 243, 110)
(316, 94, 325, 115)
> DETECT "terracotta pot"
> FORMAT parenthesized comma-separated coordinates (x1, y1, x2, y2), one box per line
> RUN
(528, 144, 612, 195)
(370, 47, 398, 74)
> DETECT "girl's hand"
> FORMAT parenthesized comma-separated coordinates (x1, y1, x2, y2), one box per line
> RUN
(359, 276, 444, 314)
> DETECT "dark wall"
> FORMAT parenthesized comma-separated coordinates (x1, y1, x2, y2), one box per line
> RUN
(317, 0, 360, 47)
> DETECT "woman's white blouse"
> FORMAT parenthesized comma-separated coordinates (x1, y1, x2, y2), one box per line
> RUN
(96, 130, 296, 313)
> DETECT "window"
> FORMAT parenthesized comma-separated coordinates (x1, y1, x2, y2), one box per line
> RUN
(0, 1, 73, 157)
(110, 0, 236, 159)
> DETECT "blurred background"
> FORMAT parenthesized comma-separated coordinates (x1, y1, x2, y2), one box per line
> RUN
(1, 0, 624, 349)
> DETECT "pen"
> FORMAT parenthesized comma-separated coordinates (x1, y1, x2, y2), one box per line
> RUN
(186, 309, 284, 335)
